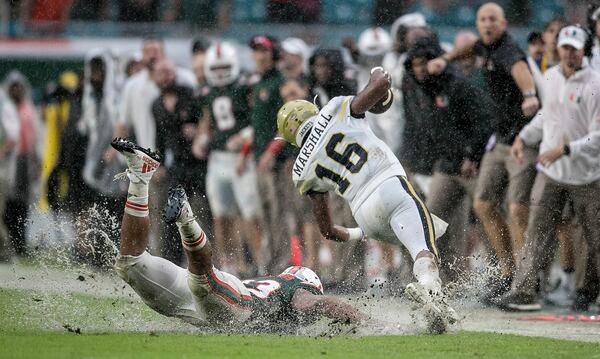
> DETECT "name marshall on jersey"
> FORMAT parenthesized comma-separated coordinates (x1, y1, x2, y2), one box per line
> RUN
(293, 113, 333, 177)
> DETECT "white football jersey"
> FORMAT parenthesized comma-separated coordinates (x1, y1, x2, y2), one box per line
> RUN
(292, 96, 406, 213)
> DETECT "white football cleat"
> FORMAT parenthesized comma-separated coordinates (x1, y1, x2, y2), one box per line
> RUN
(111, 138, 161, 184)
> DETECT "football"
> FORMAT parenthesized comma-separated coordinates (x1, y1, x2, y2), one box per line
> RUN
(369, 89, 394, 114)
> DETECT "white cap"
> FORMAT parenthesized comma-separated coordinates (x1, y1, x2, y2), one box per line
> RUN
(592, 6, 600, 21)
(397, 12, 426, 28)
(282, 37, 310, 59)
(557, 26, 588, 50)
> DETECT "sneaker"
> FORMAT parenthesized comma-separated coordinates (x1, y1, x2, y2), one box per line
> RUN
(480, 275, 512, 305)
(405, 282, 459, 330)
(111, 137, 161, 184)
(545, 275, 575, 307)
(163, 185, 193, 225)
(492, 290, 541, 311)
(572, 290, 597, 312)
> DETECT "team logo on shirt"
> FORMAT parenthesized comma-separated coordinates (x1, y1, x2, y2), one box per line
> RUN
(568, 93, 581, 104)
(259, 88, 269, 101)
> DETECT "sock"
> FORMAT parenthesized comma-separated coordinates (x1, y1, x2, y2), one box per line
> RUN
(179, 219, 207, 251)
(413, 256, 441, 293)
(124, 181, 149, 217)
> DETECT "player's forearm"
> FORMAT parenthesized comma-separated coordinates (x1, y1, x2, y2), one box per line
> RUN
(351, 77, 390, 115)
(511, 61, 536, 95)
(315, 297, 367, 323)
(320, 225, 349, 243)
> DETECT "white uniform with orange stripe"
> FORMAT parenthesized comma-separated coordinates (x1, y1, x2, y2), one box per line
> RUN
(292, 96, 443, 259)
(115, 251, 322, 328)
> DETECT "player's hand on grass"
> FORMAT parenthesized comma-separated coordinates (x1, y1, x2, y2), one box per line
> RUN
(521, 96, 540, 118)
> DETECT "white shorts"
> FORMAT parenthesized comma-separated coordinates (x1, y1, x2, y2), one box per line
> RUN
(115, 252, 253, 327)
(206, 151, 262, 219)
(353, 176, 440, 260)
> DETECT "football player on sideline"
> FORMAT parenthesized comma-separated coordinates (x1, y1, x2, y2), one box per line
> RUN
(277, 67, 457, 330)
(111, 138, 365, 330)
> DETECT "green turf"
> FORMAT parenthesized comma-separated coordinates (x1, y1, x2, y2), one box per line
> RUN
(1, 288, 598, 359)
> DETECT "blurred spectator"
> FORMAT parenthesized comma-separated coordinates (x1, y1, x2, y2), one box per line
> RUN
(309, 48, 355, 107)
(428, 2, 540, 302)
(191, 37, 211, 87)
(164, 0, 231, 30)
(280, 37, 311, 80)
(498, 26, 600, 311)
(39, 71, 81, 213)
(0, 87, 20, 262)
(70, 0, 109, 20)
(116, 37, 196, 150)
(401, 27, 442, 180)
(151, 59, 203, 263)
(52, 72, 88, 216)
(239, 35, 287, 273)
(118, 0, 160, 22)
(383, 13, 427, 159)
(453, 30, 486, 89)
(526, 31, 544, 79)
(404, 37, 493, 281)
(4, 71, 41, 257)
(541, 17, 568, 73)
(278, 77, 324, 272)
(75, 49, 125, 267)
(194, 42, 266, 275)
(124, 53, 144, 78)
(590, 3, 600, 70)
(267, 0, 321, 23)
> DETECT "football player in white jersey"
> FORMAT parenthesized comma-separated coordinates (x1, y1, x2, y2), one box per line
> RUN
(277, 67, 457, 330)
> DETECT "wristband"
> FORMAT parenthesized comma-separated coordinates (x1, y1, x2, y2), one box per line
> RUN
(240, 142, 252, 156)
(347, 227, 365, 241)
(266, 139, 285, 156)
(523, 89, 537, 98)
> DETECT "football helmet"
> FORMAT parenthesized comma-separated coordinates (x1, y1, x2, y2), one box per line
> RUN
(276, 99, 319, 147)
(204, 41, 241, 87)
(358, 27, 392, 57)
(282, 266, 324, 294)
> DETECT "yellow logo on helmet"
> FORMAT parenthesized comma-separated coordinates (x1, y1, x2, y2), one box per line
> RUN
(276, 100, 319, 147)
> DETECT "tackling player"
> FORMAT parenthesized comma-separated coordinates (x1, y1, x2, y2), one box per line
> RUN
(111, 138, 365, 330)
(276, 67, 457, 328)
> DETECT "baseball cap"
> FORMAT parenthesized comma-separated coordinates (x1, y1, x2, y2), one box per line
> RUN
(557, 26, 588, 50)
(249, 35, 275, 51)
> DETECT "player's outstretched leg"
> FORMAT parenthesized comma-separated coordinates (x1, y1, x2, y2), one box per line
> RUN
(111, 139, 200, 323)
(165, 185, 254, 325)
(164, 185, 213, 275)
(112, 137, 161, 256)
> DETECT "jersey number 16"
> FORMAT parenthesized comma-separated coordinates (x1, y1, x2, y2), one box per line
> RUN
(315, 133, 367, 194)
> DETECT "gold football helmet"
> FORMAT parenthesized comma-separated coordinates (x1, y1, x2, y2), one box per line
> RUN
(276, 100, 319, 147)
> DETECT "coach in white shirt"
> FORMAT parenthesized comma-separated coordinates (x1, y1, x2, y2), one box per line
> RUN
(493, 26, 600, 311)
(117, 37, 196, 150)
